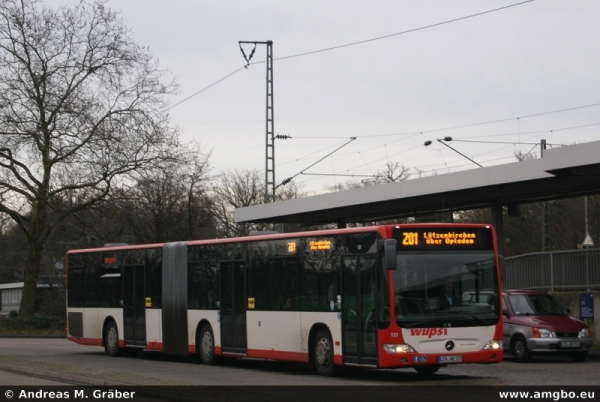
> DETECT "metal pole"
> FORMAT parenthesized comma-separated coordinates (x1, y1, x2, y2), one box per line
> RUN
(540, 139, 546, 157)
(541, 139, 549, 251)
(550, 252, 554, 292)
(585, 196, 589, 238)
(239, 40, 275, 203)
(265, 41, 274, 203)
(437, 139, 482, 168)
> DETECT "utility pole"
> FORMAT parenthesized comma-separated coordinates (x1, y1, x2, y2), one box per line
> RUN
(239, 40, 275, 203)
(540, 139, 549, 251)
(582, 196, 595, 248)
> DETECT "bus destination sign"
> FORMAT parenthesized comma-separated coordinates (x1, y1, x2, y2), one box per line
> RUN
(394, 227, 493, 250)
(309, 239, 332, 251)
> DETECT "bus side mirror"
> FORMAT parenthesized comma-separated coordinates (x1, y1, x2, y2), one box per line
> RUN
(498, 255, 506, 280)
(382, 239, 397, 270)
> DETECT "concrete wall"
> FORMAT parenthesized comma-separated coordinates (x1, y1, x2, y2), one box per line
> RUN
(551, 291, 598, 348)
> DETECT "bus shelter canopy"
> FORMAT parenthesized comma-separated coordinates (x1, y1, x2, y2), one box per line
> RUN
(235, 140, 600, 226)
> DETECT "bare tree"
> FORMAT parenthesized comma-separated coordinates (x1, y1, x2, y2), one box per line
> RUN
(374, 161, 413, 183)
(212, 168, 265, 237)
(0, 0, 182, 315)
(0, 215, 27, 283)
(322, 162, 420, 227)
(120, 144, 214, 243)
(327, 162, 421, 193)
(181, 145, 215, 240)
(514, 150, 537, 162)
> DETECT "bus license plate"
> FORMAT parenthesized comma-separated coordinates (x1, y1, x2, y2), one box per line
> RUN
(558, 341, 580, 349)
(438, 355, 463, 363)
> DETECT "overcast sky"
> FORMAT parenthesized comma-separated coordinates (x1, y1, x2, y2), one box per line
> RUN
(47, 0, 600, 195)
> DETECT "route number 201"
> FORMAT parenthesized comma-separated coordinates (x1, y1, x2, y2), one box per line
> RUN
(402, 232, 419, 246)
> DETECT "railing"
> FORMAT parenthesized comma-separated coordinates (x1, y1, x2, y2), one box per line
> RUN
(504, 248, 600, 291)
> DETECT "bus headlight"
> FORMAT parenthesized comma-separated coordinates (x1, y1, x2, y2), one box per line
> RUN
(482, 339, 503, 350)
(383, 344, 415, 354)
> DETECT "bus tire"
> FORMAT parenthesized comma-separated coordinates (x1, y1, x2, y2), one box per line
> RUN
(198, 324, 215, 365)
(313, 328, 335, 376)
(104, 321, 122, 357)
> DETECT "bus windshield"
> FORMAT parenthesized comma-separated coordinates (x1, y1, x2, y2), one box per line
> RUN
(392, 251, 500, 328)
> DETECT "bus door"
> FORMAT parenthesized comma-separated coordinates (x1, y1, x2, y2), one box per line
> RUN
(220, 260, 247, 354)
(342, 254, 377, 366)
(122, 264, 146, 347)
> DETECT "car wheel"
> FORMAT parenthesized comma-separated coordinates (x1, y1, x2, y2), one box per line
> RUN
(198, 324, 215, 365)
(414, 365, 440, 375)
(104, 321, 122, 357)
(313, 328, 335, 376)
(511, 336, 531, 363)
(568, 351, 588, 362)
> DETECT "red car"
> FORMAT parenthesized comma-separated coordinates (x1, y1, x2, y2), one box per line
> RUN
(502, 289, 593, 362)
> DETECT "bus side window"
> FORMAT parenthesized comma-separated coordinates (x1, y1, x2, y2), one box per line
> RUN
(327, 281, 340, 310)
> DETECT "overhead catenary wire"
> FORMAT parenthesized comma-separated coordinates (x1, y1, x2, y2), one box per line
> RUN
(286, 105, 600, 140)
(153, 0, 600, 193)
(165, 66, 246, 111)
(291, 129, 564, 186)
(277, 138, 356, 187)
(165, 1, 535, 111)
(274, 1, 535, 62)
(278, 120, 599, 175)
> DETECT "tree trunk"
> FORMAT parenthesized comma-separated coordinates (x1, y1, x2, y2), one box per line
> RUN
(20, 242, 43, 317)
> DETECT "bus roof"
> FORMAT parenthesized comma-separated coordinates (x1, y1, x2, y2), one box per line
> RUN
(66, 223, 494, 254)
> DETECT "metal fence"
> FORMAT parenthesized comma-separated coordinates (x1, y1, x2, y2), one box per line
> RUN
(504, 248, 600, 291)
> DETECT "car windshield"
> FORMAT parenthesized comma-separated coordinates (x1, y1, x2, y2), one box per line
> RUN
(392, 251, 500, 328)
(507, 294, 568, 316)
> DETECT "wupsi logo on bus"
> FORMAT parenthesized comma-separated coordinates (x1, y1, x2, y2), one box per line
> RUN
(410, 328, 448, 338)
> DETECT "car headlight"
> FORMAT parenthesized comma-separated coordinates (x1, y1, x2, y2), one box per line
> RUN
(383, 344, 415, 354)
(533, 328, 555, 338)
(482, 339, 503, 350)
(578, 328, 589, 338)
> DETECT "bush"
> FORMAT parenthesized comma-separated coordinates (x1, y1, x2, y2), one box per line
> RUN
(0, 311, 65, 335)
(0, 287, 66, 335)
(36, 287, 66, 317)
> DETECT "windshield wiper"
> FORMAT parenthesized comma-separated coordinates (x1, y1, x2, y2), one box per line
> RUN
(446, 311, 491, 326)
(404, 319, 442, 328)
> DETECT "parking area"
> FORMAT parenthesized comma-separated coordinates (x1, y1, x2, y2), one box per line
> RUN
(0, 338, 598, 386)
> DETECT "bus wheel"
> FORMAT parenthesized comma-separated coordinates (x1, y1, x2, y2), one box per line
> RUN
(198, 324, 215, 365)
(414, 365, 440, 375)
(104, 321, 122, 357)
(313, 328, 335, 376)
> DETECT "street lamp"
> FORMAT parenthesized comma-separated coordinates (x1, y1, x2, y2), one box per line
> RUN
(424, 136, 483, 168)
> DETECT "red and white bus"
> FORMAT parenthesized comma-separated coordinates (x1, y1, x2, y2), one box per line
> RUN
(66, 223, 504, 375)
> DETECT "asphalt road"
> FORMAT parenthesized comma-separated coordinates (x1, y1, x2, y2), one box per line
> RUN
(0, 338, 598, 401)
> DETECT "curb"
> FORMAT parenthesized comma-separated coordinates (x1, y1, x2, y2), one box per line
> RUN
(0, 334, 66, 338)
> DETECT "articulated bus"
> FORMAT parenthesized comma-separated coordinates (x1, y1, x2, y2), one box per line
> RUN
(66, 223, 504, 376)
